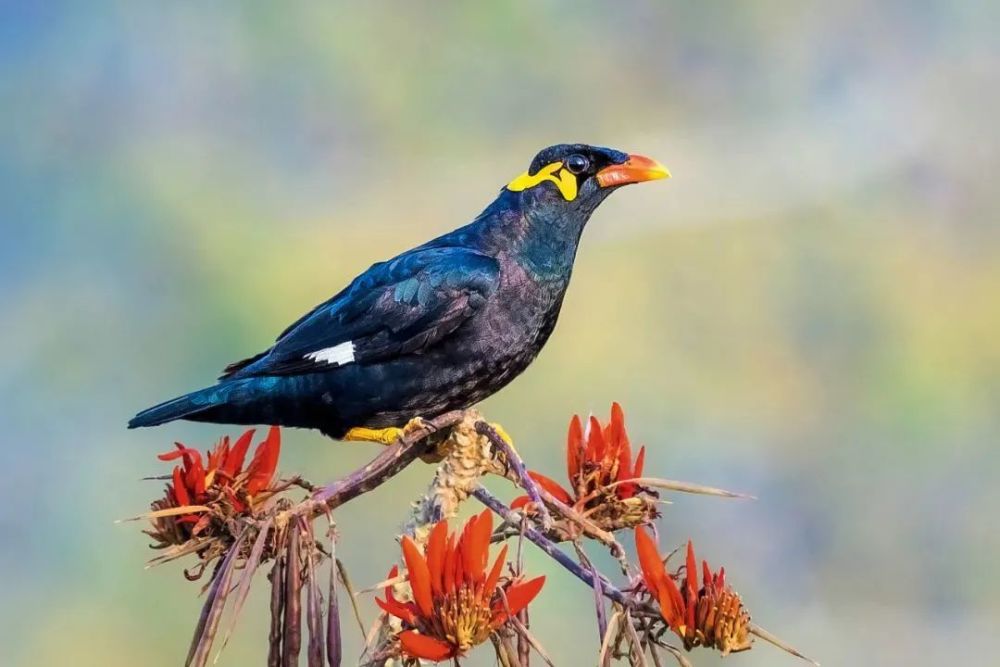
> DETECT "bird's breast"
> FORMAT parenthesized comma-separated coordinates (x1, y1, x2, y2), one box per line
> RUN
(462, 258, 569, 367)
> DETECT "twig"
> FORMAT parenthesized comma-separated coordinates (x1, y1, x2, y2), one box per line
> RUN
(267, 531, 286, 667)
(282, 526, 303, 667)
(622, 610, 649, 667)
(750, 624, 820, 665)
(335, 558, 368, 641)
(599, 611, 622, 667)
(517, 606, 531, 667)
(326, 520, 342, 667)
(536, 485, 623, 558)
(604, 477, 754, 500)
(498, 587, 554, 667)
(186, 528, 248, 667)
(473, 486, 632, 607)
(475, 421, 553, 529)
(492, 633, 523, 667)
(146, 536, 217, 568)
(574, 542, 608, 642)
(302, 519, 324, 667)
(300, 411, 466, 516)
(216, 520, 273, 659)
(659, 643, 694, 667)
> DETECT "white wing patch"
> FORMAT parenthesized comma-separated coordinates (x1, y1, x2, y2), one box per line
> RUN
(305, 341, 355, 366)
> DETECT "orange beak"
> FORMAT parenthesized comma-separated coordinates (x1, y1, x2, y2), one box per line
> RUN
(596, 154, 671, 188)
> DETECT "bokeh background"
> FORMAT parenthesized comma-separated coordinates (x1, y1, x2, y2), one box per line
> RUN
(2, 2, 998, 665)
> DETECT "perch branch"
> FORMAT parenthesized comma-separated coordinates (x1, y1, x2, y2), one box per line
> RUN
(475, 420, 554, 529)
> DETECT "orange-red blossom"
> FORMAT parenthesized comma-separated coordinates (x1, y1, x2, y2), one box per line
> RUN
(154, 426, 281, 539)
(376, 510, 545, 662)
(512, 402, 647, 513)
(635, 526, 752, 655)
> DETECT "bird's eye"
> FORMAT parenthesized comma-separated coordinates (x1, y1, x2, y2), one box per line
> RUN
(565, 154, 590, 175)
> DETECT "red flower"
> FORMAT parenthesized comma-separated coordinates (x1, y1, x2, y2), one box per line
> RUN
(376, 510, 545, 662)
(635, 527, 752, 655)
(512, 403, 648, 513)
(149, 427, 281, 544)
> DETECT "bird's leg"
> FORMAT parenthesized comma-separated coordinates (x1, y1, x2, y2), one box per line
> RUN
(342, 418, 431, 446)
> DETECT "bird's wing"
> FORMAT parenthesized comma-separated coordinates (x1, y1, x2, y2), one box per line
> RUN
(222, 246, 500, 377)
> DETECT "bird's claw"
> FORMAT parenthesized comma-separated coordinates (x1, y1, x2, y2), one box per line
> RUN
(488, 422, 514, 448)
(402, 416, 432, 437)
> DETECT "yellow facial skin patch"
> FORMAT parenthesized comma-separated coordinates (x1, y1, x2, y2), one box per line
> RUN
(506, 162, 578, 201)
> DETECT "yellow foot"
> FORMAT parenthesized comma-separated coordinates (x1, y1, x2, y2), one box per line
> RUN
(342, 418, 430, 446)
(342, 426, 403, 446)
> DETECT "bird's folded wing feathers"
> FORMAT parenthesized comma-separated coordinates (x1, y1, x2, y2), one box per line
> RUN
(221, 247, 500, 377)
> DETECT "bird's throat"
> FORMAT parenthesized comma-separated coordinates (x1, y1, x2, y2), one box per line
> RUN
(517, 209, 589, 279)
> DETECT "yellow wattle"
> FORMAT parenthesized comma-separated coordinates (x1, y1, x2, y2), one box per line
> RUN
(506, 161, 578, 201)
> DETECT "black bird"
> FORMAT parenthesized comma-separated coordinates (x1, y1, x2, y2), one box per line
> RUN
(129, 144, 669, 442)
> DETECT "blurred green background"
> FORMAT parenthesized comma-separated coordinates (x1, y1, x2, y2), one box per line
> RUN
(2, 2, 998, 665)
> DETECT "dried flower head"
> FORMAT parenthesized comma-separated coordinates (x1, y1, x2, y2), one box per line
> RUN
(513, 403, 656, 529)
(635, 527, 752, 655)
(146, 426, 281, 548)
(376, 510, 545, 662)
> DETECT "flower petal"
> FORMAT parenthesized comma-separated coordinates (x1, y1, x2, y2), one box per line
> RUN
(657, 584, 683, 629)
(207, 439, 224, 475)
(586, 416, 606, 463)
(246, 426, 281, 494)
(190, 465, 207, 497)
(509, 495, 530, 510)
(401, 536, 434, 618)
(527, 471, 573, 505)
(609, 403, 628, 455)
(684, 541, 697, 601)
(222, 428, 255, 478)
(179, 447, 204, 472)
(634, 526, 667, 594)
(425, 519, 448, 595)
(398, 630, 455, 662)
(633, 446, 646, 479)
(493, 575, 545, 626)
(384, 565, 400, 602)
(663, 576, 686, 629)
(483, 544, 508, 599)
(442, 533, 457, 595)
(463, 510, 492, 583)
(566, 415, 584, 481)
(171, 467, 190, 506)
(375, 595, 418, 626)
(157, 444, 188, 462)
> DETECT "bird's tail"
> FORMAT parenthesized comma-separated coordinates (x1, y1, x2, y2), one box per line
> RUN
(128, 385, 223, 429)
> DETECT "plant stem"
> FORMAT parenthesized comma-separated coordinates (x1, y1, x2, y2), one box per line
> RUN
(472, 486, 631, 607)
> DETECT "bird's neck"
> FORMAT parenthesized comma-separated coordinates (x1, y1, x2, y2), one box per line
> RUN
(479, 189, 590, 279)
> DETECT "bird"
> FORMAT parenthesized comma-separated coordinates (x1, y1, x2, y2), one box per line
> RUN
(129, 144, 669, 443)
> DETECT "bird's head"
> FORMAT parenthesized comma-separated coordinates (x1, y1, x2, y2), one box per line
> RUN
(506, 144, 670, 219)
